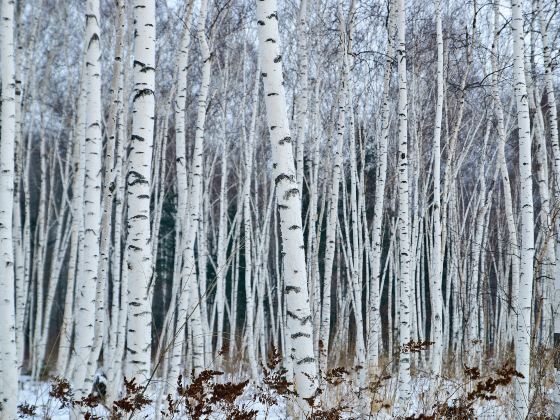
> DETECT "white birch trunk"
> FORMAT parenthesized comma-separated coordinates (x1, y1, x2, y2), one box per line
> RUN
(491, 3, 519, 353)
(57, 130, 82, 376)
(72, 0, 103, 397)
(537, 2, 560, 413)
(105, 0, 127, 398)
(215, 72, 229, 360)
(108, 53, 129, 398)
(173, 0, 210, 379)
(125, 0, 156, 382)
(430, 0, 444, 376)
(395, 0, 412, 412)
(243, 60, 261, 382)
(93, 0, 126, 381)
(368, 0, 395, 371)
(318, 18, 349, 372)
(294, 0, 309, 194)
(256, 0, 318, 404)
(164, 1, 194, 395)
(0, 0, 19, 415)
(511, 1, 535, 416)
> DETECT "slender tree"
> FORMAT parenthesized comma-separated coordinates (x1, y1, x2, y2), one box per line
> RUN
(430, 0, 444, 376)
(125, 0, 156, 382)
(256, 0, 318, 405)
(0, 0, 19, 416)
(510, 0, 535, 416)
(71, 0, 102, 398)
(368, 0, 395, 370)
(395, 0, 412, 412)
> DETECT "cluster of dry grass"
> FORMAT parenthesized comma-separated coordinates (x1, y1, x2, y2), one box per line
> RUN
(18, 342, 557, 419)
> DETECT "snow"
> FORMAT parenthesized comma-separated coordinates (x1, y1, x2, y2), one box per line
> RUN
(19, 376, 77, 420)
(18, 373, 550, 419)
(18, 376, 287, 419)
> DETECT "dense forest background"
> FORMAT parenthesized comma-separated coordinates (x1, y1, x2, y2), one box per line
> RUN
(0, 0, 559, 418)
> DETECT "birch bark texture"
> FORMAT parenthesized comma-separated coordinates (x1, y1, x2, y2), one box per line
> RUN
(537, 0, 560, 414)
(72, 0, 102, 398)
(165, 2, 194, 395)
(243, 60, 261, 382)
(319, 21, 348, 374)
(368, 0, 395, 369)
(182, 0, 211, 374)
(430, 0, 444, 377)
(510, 0, 535, 417)
(491, 1, 519, 355)
(395, 0, 413, 412)
(125, 0, 156, 382)
(0, 0, 18, 417)
(255, 0, 318, 403)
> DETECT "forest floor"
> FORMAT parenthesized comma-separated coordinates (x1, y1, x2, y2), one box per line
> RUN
(18, 376, 287, 419)
(17, 372, 546, 419)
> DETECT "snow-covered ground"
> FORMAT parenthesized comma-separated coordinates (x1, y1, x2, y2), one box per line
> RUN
(18, 373, 553, 419)
(19, 377, 70, 420)
(18, 376, 287, 419)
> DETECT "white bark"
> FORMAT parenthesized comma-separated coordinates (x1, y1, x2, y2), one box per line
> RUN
(395, 0, 412, 412)
(243, 59, 261, 382)
(342, 0, 366, 387)
(491, 2, 519, 353)
(67, 74, 88, 380)
(530, 83, 554, 345)
(72, 0, 103, 397)
(173, 0, 210, 378)
(0, 0, 19, 416)
(185, 0, 211, 375)
(294, 0, 309, 195)
(256, 0, 318, 404)
(368, 0, 395, 370)
(31, 111, 47, 379)
(93, 0, 126, 381)
(537, 2, 560, 413)
(165, 1, 194, 395)
(105, 0, 127, 399)
(430, 0, 444, 376)
(108, 49, 129, 399)
(125, 0, 156, 382)
(510, 1, 535, 416)
(57, 126, 83, 376)
(319, 95, 346, 375)
(215, 71, 229, 360)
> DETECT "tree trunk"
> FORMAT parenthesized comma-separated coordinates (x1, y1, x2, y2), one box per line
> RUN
(395, 0, 412, 413)
(510, 1, 535, 416)
(125, 0, 156, 382)
(256, 0, 318, 405)
(72, 0, 103, 398)
(0, 0, 19, 416)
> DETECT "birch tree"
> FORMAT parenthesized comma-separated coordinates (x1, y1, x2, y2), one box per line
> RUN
(395, 0, 412, 412)
(537, 0, 560, 413)
(430, 0, 444, 376)
(72, 0, 102, 398)
(319, 16, 348, 374)
(510, 0, 535, 416)
(256, 0, 318, 404)
(0, 0, 19, 416)
(368, 0, 395, 370)
(125, 0, 156, 382)
(165, 0, 194, 395)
